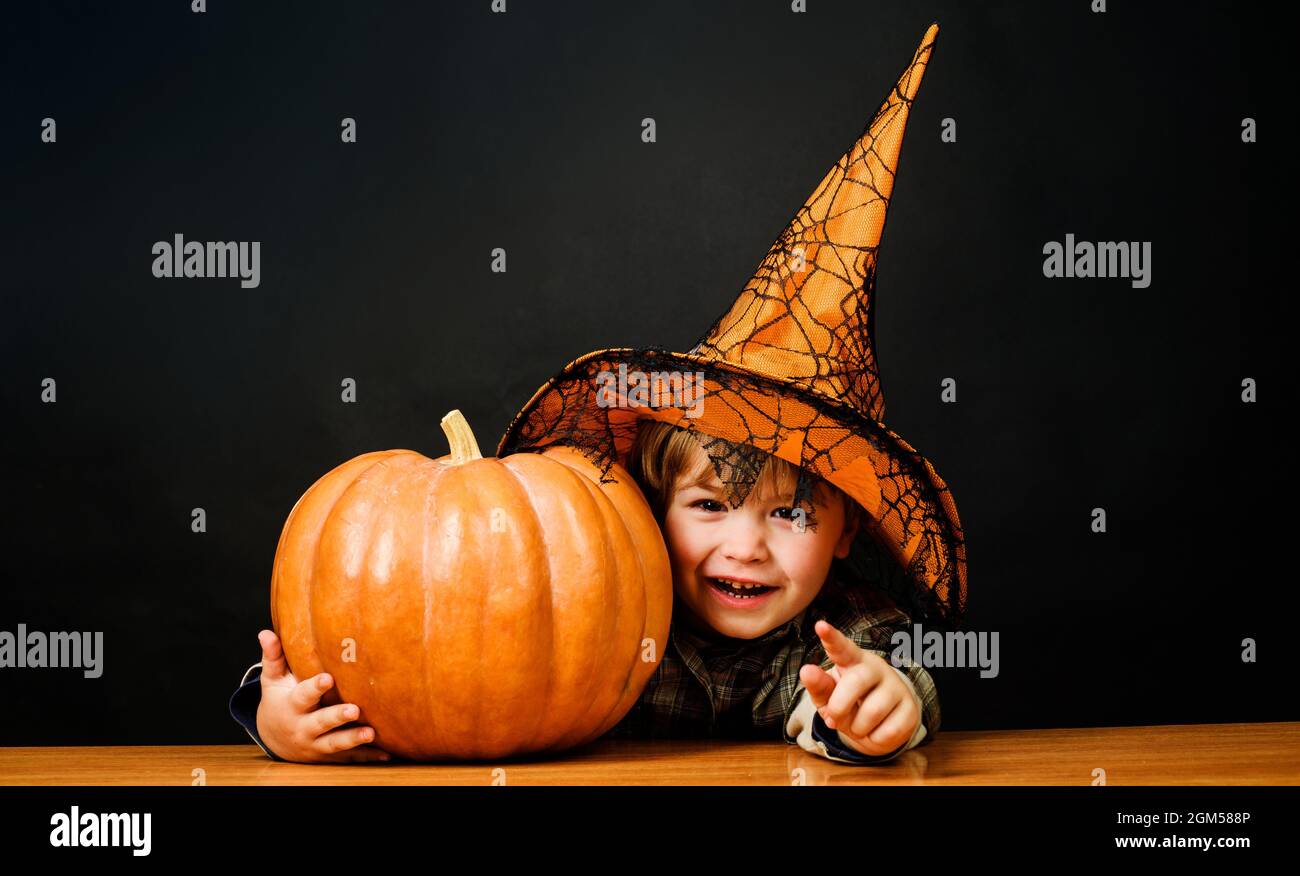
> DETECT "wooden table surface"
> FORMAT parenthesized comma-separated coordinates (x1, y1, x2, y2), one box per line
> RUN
(3, 722, 1296, 786)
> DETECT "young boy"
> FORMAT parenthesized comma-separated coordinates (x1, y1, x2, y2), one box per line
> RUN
(229, 23, 966, 766)
(590, 419, 939, 763)
(228, 419, 939, 765)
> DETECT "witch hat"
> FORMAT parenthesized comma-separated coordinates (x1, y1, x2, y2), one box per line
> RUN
(497, 23, 965, 630)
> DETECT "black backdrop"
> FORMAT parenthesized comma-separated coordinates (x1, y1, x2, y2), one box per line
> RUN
(2, 0, 1286, 746)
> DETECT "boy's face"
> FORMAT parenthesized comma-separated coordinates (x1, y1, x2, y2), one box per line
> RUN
(662, 445, 859, 641)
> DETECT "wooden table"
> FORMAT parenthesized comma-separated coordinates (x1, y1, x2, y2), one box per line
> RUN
(3, 722, 1296, 785)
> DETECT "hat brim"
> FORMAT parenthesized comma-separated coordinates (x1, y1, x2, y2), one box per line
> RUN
(497, 346, 967, 629)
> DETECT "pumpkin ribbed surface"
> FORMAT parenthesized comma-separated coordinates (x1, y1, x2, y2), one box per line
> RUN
(271, 412, 672, 760)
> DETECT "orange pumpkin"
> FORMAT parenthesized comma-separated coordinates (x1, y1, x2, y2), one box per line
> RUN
(270, 409, 673, 761)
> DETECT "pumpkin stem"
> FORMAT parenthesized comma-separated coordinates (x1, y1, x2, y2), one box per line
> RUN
(440, 409, 484, 465)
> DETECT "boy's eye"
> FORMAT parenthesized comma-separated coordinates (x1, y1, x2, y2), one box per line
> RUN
(773, 506, 814, 521)
(774, 506, 820, 528)
(691, 499, 725, 512)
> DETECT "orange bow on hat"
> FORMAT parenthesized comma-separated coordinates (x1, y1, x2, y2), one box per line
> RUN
(499, 23, 966, 630)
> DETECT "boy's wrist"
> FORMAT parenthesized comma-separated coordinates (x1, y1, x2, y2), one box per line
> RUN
(832, 712, 917, 758)
(809, 709, 908, 762)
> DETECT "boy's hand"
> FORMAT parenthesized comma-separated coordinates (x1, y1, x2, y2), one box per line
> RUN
(798, 620, 920, 759)
(253, 629, 392, 764)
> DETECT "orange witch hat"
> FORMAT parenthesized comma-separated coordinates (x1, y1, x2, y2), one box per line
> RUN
(497, 23, 966, 630)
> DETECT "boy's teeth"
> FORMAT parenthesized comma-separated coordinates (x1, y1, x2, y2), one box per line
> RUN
(712, 577, 770, 597)
(716, 578, 759, 587)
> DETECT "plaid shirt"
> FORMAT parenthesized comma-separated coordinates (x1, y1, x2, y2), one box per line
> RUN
(604, 559, 941, 761)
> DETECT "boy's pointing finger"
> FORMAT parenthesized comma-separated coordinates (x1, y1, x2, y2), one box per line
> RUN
(815, 620, 863, 668)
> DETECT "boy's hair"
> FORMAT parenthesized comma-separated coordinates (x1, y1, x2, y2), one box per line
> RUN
(624, 419, 859, 532)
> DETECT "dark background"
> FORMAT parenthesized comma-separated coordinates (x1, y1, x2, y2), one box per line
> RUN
(2, 0, 1286, 745)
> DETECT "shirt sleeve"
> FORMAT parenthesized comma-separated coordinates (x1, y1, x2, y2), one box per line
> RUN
(228, 661, 283, 761)
(783, 665, 927, 764)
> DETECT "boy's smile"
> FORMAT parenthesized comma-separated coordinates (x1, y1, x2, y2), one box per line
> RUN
(662, 445, 858, 641)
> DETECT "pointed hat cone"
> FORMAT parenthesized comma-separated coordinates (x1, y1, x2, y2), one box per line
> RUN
(690, 22, 938, 424)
